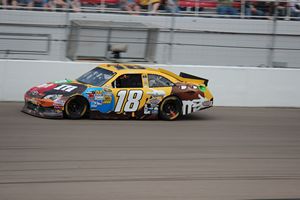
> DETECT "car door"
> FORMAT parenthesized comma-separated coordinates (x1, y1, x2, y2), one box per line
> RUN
(110, 73, 148, 115)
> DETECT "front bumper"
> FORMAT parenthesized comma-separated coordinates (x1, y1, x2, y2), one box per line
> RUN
(200, 98, 213, 110)
(22, 101, 63, 119)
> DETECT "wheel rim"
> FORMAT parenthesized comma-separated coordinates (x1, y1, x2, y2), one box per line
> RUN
(162, 100, 180, 119)
(66, 98, 86, 117)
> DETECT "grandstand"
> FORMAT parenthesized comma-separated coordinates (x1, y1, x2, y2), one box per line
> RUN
(0, 0, 300, 68)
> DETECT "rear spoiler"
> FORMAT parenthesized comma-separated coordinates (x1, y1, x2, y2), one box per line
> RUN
(157, 68, 209, 86)
(179, 72, 209, 86)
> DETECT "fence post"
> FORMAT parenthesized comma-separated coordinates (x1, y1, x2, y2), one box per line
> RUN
(240, 0, 246, 19)
(267, 0, 279, 67)
(167, 14, 176, 64)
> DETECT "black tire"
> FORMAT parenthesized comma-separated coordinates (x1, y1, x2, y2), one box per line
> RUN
(64, 96, 88, 119)
(159, 96, 182, 121)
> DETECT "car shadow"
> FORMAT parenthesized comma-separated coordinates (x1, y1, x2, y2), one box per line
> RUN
(180, 112, 217, 121)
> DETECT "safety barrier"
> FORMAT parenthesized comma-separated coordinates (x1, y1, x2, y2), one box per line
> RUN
(0, 59, 299, 107)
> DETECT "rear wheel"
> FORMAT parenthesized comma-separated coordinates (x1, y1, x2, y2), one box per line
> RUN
(64, 96, 88, 119)
(159, 96, 182, 121)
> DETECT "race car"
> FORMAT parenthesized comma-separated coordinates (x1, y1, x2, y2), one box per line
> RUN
(22, 64, 213, 120)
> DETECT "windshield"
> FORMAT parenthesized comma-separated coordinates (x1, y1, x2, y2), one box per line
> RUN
(76, 67, 115, 86)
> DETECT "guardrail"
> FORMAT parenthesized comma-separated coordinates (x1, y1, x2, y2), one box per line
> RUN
(1, 60, 300, 107)
(1, 0, 300, 20)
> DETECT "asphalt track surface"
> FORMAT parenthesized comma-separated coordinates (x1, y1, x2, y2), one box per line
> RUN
(0, 102, 300, 200)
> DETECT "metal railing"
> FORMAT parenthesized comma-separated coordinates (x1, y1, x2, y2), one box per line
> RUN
(0, 0, 300, 20)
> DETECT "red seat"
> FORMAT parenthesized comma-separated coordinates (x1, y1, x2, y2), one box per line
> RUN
(179, 0, 240, 9)
(178, 1, 192, 7)
(179, 0, 216, 8)
(199, 2, 217, 8)
(81, 0, 119, 5)
(232, 1, 241, 8)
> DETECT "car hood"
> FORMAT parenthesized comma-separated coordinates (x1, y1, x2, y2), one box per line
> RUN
(26, 79, 88, 99)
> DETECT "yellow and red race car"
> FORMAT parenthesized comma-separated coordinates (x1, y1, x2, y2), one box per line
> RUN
(22, 64, 213, 120)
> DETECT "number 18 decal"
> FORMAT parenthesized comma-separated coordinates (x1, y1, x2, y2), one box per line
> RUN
(115, 90, 143, 112)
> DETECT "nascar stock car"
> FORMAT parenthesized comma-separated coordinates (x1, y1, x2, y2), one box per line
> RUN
(22, 64, 213, 120)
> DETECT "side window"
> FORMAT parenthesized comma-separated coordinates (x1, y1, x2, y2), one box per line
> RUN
(113, 74, 143, 88)
(148, 74, 174, 87)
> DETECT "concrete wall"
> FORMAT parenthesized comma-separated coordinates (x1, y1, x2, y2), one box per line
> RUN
(1, 10, 300, 68)
(1, 60, 300, 107)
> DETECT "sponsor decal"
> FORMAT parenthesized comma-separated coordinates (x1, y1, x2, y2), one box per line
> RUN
(83, 88, 114, 113)
(144, 103, 159, 114)
(103, 95, 112, 104)
(146, 89, 166, 97)
(29, 98, 38, 105)
(203, 100, 213, 107)
(149, 97, 160, 105)
(142, 75, 148, 87)
(54, 85, 78, 92)
(31, 90, 39, 96)
(53, 99, 65, 109)
(125, 65, 146, 69)
(182, 94, 206, 115)
(144, 89, 165, 115)
(103, 87, 112, 93)
(37, 83, 55, 88)
(115, 90, 143, 112)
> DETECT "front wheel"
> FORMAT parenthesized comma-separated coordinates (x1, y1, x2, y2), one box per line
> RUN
(159, 96, 182, 121)
(64, 96, 88, 119)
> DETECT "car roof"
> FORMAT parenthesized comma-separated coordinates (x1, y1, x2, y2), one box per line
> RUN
(97, 63, 158, 74)
(97, 64, 181, 83)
